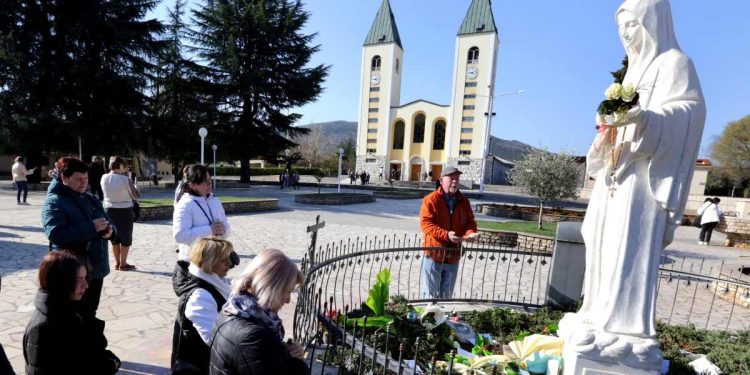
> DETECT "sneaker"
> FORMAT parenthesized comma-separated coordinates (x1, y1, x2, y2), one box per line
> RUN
(22, 202, 30, 205)
(697, 241, 703, 245)
(17, 202, 22, 205)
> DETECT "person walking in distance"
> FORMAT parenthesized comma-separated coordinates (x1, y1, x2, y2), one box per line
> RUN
(12, 156, 36, 205)
(697, 197, 721, 245)
(419, 167, 478, 299)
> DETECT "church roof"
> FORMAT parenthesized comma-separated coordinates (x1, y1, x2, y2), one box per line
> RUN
(458, 0, 497, 36)
(364, 0, 403, 48)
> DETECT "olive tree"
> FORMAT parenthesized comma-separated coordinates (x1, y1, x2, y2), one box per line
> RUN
(709, 114, 750, 197)
(508, 148, 581, 229)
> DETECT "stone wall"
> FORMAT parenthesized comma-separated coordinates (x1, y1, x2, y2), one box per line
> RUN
(717, 216, 750, 248)
(446, 157, 484, 186)
(139, 199, 279, 221)
(294, 193, 375, 205)
(477, 228, 555, 253)
(355, 155, 387, 181)
(477, 203, 585, 224)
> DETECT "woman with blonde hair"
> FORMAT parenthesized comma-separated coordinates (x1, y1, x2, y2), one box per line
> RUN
(171, 237, 234, 374)
(209, 249, 307, 374)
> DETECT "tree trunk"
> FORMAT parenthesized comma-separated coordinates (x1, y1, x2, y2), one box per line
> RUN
(538, 201, 544, 230)
(240, 159, 250, 183)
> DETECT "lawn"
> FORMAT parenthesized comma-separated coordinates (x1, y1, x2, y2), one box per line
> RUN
(477, 220, 558, 237)
(139, 196, 267, 207)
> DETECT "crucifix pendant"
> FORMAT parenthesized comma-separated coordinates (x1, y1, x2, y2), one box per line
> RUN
(608, 173, 617, 197)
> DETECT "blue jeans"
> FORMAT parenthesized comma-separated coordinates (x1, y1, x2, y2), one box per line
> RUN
(15, 181, 28, 203)
(420, 256, 459, 299)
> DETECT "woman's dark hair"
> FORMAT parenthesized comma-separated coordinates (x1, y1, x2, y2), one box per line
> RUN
(185, 164, 210, 196)
(712, 197, 721, 204)
(704, 198, 713, 203)
(14, 156, 23, 163)
(38, 251, 84, 298)
(108, 156, 125, 171)
(58, 157, 89, 178)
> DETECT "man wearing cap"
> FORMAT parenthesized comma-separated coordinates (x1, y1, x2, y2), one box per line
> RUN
(419, 167, 478, 299)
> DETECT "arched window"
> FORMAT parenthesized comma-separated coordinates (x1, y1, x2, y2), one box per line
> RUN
(371, 55, 381, 70)
(432, 120, 446, 150)
(412, 114, 425, 143)
(467, 47, 479, 64)
(392, 121, 405, 150)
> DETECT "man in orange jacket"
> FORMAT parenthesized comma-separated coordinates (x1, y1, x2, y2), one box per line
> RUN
(420, 167, 478, 299)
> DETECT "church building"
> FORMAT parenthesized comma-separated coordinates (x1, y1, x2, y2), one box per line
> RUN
(355, 0, 499, 185)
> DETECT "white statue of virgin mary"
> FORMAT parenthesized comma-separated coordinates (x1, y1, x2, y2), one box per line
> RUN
(560, 0, 705, 366)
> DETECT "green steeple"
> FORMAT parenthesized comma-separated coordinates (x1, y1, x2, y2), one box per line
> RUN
(458, 0, 497, 35)
(364, 0, 403, 48)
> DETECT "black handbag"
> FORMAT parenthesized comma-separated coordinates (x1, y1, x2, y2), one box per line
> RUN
(692, 214, 702, 227)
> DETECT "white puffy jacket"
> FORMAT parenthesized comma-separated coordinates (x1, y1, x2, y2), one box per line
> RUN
(697, 201, 720, 225)
(173, 193, 231, 261)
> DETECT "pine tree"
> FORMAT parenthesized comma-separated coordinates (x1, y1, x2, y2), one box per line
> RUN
(191, 0, 329, 182)
(0, 0, 164, 175)
(148, 0, 216, 180)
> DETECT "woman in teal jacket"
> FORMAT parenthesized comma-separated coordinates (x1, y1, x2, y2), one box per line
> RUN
(41, 157, 115, 317)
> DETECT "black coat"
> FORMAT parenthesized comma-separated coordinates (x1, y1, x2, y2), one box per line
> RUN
(209, 313, 308, 375)
(23, 290, 119, 375)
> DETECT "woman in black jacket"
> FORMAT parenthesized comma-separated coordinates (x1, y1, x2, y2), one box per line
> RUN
(209, 249, 307, 375)
(23, 251, 120, 375)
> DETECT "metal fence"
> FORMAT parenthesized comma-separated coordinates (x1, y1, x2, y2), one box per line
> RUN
(293, 233, 554, 348)
(656, 254, 750, 331)
(291, 218, 750, 374)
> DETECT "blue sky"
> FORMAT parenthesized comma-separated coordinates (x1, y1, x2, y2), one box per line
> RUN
(151, 1, 750, 157)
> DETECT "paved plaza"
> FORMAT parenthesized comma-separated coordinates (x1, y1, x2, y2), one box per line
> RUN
(1, 184, 748, 374)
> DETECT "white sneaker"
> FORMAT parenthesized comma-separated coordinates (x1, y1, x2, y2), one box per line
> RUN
(697, 241, 704, 245)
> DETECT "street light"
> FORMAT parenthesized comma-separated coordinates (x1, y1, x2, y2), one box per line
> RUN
(337, 147, 344, 193)
(198, 127, 208, 164)
(479, 89, 527, 195)
(212, 144, 218, 191)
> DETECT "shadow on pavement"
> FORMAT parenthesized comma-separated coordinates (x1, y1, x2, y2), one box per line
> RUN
(0, 240, 48, 273)
(118, 361, 170, 375)
(0, 224, 45, 233)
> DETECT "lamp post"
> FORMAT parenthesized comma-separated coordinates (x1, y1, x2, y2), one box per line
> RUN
(479, 89, 527, 195)
(212, 144, 217, 191)
(198, 127, 208, 164)
(337, 147, 344, 193)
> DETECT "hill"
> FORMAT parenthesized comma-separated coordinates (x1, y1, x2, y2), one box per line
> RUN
(296, 121, 536, 161)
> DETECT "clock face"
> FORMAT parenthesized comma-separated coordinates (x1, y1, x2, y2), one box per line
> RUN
(370, 73, 381, 86)
(466, 67, 479, 79)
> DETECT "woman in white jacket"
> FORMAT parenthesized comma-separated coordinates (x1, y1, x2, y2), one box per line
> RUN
(170, 237, 233, 374)
(11, 156, 35, 205)
(697, 197, 721, 245)
(172, 164, 231, 294)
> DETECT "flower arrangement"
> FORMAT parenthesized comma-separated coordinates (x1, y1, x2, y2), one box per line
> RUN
(596, 57, 640, 128)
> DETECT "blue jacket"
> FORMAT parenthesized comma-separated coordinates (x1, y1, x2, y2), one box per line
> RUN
(41, 178, 112, 279)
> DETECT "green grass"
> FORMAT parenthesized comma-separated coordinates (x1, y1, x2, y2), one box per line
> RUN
(139, 196, 267, 207)
(477, 220, 557, 237)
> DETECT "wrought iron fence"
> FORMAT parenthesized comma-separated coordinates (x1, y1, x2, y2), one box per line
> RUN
(656, 254, 750, 331)
(292, 229, 555, 374)
(291, 217, 750, 374)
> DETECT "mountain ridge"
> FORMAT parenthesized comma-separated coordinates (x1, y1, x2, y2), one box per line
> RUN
(297, 121, 537, 162)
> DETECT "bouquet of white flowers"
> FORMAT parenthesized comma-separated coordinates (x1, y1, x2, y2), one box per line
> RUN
(597, 82, 639, 126)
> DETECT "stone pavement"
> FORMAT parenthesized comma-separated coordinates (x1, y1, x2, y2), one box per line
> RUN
(0, 185, 748, 374)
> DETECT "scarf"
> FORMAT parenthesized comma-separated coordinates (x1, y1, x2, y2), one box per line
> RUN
(223, 291, 284, 341)
(188, 263, 231, 299)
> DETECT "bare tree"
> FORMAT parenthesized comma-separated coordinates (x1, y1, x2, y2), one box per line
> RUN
(295, 127, 335, 168)
(508, 148, 581, 229)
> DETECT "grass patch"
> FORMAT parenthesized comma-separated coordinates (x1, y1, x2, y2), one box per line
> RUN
(139, 196, 267, 207)
(477, 220, 557, 237)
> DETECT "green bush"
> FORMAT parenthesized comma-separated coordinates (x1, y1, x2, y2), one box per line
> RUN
(212, 166, 323, 176)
